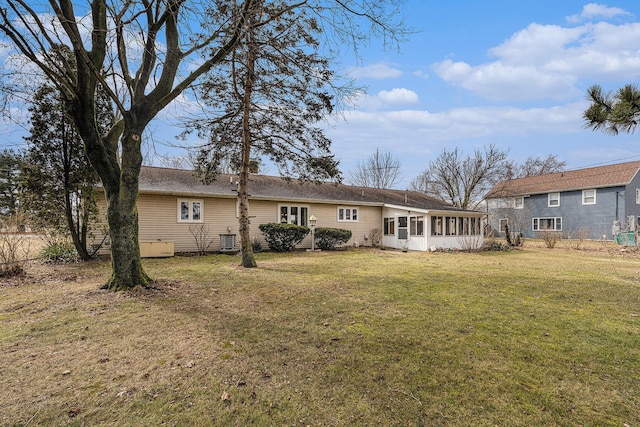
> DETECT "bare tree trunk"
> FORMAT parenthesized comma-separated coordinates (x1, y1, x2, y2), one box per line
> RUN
(98, 130, 152, 290)
(238, 29, 257, 268)
(103, 189, 151, 290)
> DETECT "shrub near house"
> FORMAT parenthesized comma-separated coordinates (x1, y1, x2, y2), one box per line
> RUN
(259, 223, 309, 252)
(314, 228, 352, 250)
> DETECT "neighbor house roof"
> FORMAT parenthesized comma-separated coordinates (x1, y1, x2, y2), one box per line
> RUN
(138, 166, 469, 213)
(485, 160, 640, 199)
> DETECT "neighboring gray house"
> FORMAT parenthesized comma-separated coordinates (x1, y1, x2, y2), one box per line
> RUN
(484, 160, 640, 240)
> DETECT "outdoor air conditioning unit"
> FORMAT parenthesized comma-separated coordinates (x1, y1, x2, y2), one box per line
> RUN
(220, 234, 237, 252)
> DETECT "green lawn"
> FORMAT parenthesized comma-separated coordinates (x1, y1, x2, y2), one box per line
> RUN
(1, 246, 639, 426)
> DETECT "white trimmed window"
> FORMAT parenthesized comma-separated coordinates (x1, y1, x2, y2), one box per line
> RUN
(582, 189, 596, 205)
(499, 218, 508, 233)
(548, 192, 560, 207)
(383, 218, 395, 236)
(514, 197, 524, 209)
(178, 199, 203, 223)
(431, 215, 480, 236)
(338, 207, 358, 222)
(279, 205, 308, 226)
(636, 189, 640, 204)
(410, 216, 424, 236)
(532, 217, 562, 231)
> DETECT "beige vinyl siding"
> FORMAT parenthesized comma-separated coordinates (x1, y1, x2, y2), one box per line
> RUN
(94, 193, 384, 253)
(308, 204, 381, 247)
(93, 193, 238, 253)
(136, 194, 237, 252)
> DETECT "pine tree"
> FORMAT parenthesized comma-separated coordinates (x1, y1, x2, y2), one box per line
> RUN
(187, 0, 352, 267)
(21, 82, 113, 260)
(0, 149, 21, 218)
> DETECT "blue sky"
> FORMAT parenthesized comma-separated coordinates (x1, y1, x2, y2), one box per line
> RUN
(2, 1, 640, 190)
(320, 1, 640, 188)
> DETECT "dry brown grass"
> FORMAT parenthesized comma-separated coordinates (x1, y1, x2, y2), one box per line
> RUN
(1, 247, 639, 426)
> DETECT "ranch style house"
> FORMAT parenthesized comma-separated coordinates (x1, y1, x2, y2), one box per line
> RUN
(96, 166, 486, 256)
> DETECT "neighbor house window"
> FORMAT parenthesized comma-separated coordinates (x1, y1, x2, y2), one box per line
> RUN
(532, 217, 562, 231)
(514, 197, 524, 209)
(338, 207, 358, 222)
(499, 218, 508, 233)
(548, 192, 560, 207)
(582, 189, 596, 205)
(637, 189, 640, 204)
(384, 217, 395, 235)
(279, 205, 308, 226)
(410, 216, 424, 236)
(178, 199, 203, 223)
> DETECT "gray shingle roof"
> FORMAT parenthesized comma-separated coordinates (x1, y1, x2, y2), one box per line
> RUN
(485, 160, 640, 198)
(139, 166, 468, 212)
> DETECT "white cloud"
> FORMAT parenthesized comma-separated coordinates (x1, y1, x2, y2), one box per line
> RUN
(324, 101, 593, 187)
(377, 88, 419, 105)
(432, 20, 640, 101)
(433, 59, 580, 100)
(349, 62, 403, 79)
(567, 3, 632, 23)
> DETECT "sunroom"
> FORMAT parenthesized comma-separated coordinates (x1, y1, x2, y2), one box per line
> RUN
(381, 204, 485, 251)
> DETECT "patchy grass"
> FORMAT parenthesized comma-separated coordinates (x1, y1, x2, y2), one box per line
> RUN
(1, 247, 639, 426)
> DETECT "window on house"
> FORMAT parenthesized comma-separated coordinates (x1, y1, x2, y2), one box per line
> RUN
(338, 207, 358, 222)
(514, 197, 524, 209)
(499, 218, 508, 233)
(431, 216, 443, 236)
(398, 216, 408, 239)
(384, 217, 395, 235)
(178, 199, 203, 223)
(532, 217, 562, 231)
(582, 189, 596, 205)
(462, 217, 470, 235)
(432, 215, 481, 236)
(471, 217, 480, 235)
(279, 205, 308, 226)
(548, 192, 560, 207)
(410, 216, 424, 236)
(637, 189, 640, 204)
(445, 216, 457, 235)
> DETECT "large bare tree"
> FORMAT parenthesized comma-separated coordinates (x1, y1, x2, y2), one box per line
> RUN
(0, 0, 407, 288)
(411, 144, 509, 210)
(0, 0, 253, 290)
(347, 147, 401, 189)
(504, 154, 566, 179)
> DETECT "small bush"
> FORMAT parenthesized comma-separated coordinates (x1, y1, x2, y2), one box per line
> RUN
(567, 228, 590, 250)
(314, 227, 352, 250)
(258, 223, 309, 252)
(251, 236, 263, 253)
(369, 228, 381, 247)
(540, 231, 562, 249)
(504, 224, 523, 247)
(481, 238, 511, 252)
(189, 224, 214, 255)
(0, 214, 30, 277)
(41, 241, 78, 263)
